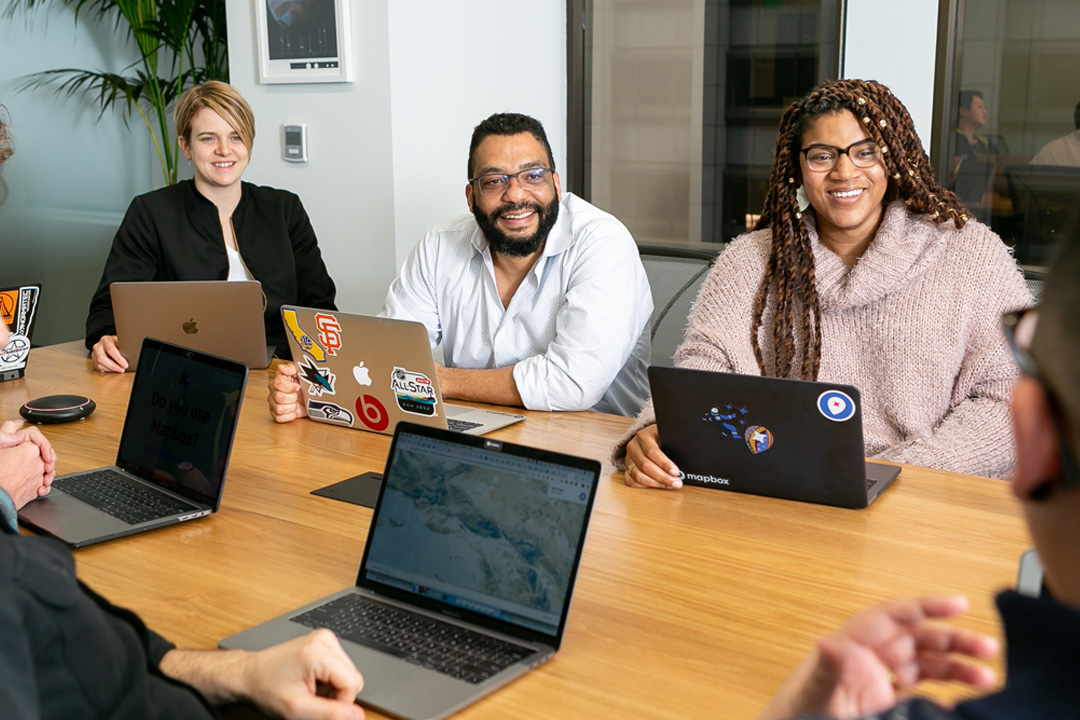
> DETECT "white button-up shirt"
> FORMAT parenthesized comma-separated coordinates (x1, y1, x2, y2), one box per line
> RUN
(382, 193, 652, 416)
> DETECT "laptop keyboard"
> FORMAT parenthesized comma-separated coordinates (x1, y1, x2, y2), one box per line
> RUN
(54, 470, 196, 526)
(293, 594, 532, 684)
(446, 418, 484, 433)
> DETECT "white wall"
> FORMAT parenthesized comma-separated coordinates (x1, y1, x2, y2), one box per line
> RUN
(843, 0, 940, 153)
(226, 1, 567, 315)
(226, 0, 398, 316)
(386, 3, 567, 265)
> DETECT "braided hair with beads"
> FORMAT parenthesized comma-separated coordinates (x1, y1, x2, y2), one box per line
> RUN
(750, 79, 968, 380)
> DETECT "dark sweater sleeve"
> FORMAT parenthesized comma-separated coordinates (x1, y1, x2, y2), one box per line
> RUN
(85, 196, 163, 349)
(287, 194, 336, 311)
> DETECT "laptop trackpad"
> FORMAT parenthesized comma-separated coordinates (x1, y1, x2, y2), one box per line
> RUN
(343, 645, 428, 697)
(19, 492, 129, 538)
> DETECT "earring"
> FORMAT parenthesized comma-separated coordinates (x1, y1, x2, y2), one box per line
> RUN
(796, 185, 810, 211)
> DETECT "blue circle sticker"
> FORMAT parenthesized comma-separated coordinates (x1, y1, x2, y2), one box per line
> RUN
(817, 390, 856, 422)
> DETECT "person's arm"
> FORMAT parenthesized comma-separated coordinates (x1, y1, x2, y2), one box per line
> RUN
(873, 240, 1032, 479)
(287, 194, 337, 311)
(436, 364, 522, 406)
(508, 225, 652, 412)
(758, 596, 997, 720)
(158, 630, 364, 720)
(612, 245, 752, 488)
(86, 195, 161, 371)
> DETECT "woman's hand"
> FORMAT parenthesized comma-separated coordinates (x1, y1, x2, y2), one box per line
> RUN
(268, 362, 307, 423)
(623, 425, 683, 489)
(91, 335, 129, 373)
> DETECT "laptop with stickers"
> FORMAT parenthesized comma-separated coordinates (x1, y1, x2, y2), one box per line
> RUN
(0, 283, 41, 381)
(280, 306, 525, 436)
(18, 337, 248, 546)
(221, 421, 600, 720)
(112, 280, 274, 370)
(648, 366, 900, 509)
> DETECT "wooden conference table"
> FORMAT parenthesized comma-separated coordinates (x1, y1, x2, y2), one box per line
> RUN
(5, 342, 1031, 719)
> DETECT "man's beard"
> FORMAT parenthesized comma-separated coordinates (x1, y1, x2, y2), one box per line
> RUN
(473, 195, 559, 258)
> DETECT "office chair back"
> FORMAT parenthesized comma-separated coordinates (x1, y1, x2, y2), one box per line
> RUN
(638, 245, 718, 368)
(1004, 164, 1080, 266)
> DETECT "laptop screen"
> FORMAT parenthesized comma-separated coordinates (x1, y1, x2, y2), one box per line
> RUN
(362, 428, 598, 638)
(115, 339, 248, 505)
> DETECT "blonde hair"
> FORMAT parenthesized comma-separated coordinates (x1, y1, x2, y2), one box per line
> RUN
(175, 81, 256, 151)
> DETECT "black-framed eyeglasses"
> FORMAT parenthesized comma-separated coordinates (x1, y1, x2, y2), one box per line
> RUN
(1002, 307, 1079, 492)
(469, 167, 553, 196)
(800, 139, 882, 172)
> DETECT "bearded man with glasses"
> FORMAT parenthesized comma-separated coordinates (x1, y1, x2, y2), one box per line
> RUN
(758, 238, 1080, 719)
(270, 112, 653, 421)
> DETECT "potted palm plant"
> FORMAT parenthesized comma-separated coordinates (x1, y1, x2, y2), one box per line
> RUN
(6, 0, 228, 186)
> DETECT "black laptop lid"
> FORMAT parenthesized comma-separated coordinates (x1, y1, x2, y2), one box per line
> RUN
(357, 422, 601, 649)
(115, 337, 249, 509)
(649, 366, 870, 508)
(0, 284, 41, 380)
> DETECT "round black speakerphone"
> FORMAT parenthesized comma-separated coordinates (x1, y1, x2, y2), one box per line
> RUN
(19, 395, 96, 424)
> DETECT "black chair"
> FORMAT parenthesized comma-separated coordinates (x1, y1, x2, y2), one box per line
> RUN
(1004, 165, 1080, 266)
(638, 245, 719, 368)
(1023, 266, 1046, 303)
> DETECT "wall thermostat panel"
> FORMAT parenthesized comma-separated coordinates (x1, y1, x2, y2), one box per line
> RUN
(283, 124, 308, 163)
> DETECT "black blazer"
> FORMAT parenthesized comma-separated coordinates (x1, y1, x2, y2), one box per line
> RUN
(85, 179, 337, 357)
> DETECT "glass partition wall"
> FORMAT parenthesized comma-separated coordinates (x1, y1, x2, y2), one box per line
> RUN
(576, 0, 841, 250)
(934, 0, 1080, 269)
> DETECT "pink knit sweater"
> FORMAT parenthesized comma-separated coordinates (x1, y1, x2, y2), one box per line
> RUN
(614, 202, 1033, 479)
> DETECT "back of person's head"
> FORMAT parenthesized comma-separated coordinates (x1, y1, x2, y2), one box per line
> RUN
(175, 81, 256, 152)
(467, 113, 554, 179)
(0, 105, 11, 206)
(751, 78, 968, 382)
(1073, 101, 1080, 131)
(959, 89, 983, 111)
(1031, 240, 1080, 459)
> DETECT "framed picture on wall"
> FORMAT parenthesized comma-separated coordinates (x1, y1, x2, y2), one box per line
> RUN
(255, 0, 354, 83)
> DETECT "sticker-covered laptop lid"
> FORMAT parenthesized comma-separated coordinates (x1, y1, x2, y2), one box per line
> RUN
(1, 284, 41, 381)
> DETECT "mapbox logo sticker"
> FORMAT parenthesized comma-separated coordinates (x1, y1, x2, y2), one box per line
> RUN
(314, 313, 343, 357)
(817, 390, 855, 422)
(307, 399, 354, 426)
(390, 366, 438, 417)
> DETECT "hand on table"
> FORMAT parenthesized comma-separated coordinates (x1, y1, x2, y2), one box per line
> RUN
(0, 420, 56, 507)
(623, 425, 682, 489)
(91, 334, 129, 373)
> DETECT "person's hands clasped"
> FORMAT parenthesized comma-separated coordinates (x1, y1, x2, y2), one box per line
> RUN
(269, 362, 307, 423)
(623, 424, 683, 489)
(758, 595, 999, 720)
(0, 420, 57, 506)
(91, 334, 129, 372)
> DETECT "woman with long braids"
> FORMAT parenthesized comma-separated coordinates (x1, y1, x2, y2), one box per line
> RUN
(616, 78, 1031, 488)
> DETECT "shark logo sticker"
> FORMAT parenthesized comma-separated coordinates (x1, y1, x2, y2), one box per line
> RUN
(299, 356, 336, 397)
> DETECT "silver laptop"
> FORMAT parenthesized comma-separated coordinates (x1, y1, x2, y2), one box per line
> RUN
(112, 280, 274, 369)
(221, 422, 600, 720)
(648, 366, 900, 509)
(18, 337, 248, 546)
(281, 306, 525, 436)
